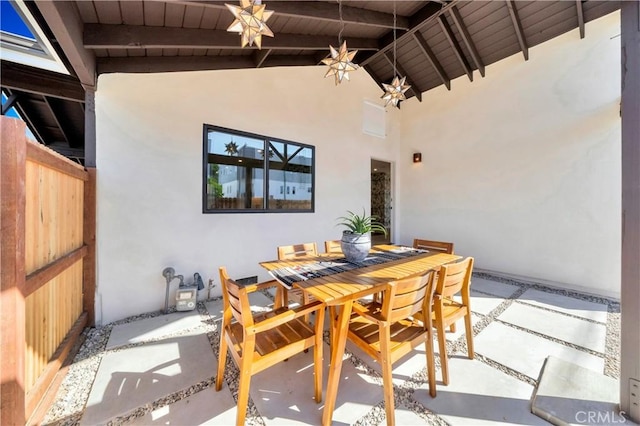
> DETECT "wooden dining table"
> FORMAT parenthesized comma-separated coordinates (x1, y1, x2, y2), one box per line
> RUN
(260, 244, 461, 426)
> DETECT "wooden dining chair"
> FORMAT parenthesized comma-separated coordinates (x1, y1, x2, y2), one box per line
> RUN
(432, 256, 474, 386)
(277, 242, 318, 259)
(216, 267, 325, 426)
(324, 239, 343, 254)
(413, 238, 455, 254)
(412, 239, 455, 328)
(276, 242, 319, 315)
(346, 271, 438, 426)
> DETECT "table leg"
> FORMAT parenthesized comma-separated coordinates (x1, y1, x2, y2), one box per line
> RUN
(274, 286, 288, 309)
(322, 299, 353, 426)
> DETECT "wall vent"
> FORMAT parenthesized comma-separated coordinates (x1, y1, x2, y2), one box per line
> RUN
(362, 100, 386, 139)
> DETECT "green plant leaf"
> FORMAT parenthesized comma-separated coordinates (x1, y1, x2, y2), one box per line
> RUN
(336, 208, 387, 236)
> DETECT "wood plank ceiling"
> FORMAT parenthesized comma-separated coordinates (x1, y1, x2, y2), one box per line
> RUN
(0, 59, 85, 163)
(35, 0, 620, 99)
(3, 0, 620, 164)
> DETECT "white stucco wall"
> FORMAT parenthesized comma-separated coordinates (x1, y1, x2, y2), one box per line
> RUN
(96, 12, 622, 324)
(95, 66, 401, 324)
(397, 11, 621, 298)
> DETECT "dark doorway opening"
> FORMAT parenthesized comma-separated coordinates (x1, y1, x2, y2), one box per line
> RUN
(371, 159, 392, 245)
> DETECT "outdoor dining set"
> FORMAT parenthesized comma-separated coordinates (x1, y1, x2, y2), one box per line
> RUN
(216, 239, 475, 426)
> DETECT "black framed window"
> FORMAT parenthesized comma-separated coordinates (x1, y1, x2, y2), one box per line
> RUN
(203, 125, 315, 213)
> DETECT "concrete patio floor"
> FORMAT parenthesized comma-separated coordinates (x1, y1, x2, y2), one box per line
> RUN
(44, 273, 628, 425)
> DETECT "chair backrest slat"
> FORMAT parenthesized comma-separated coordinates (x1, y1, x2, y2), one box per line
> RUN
(277, 242, 318, 260)
(324, 240, 342, 254)
(382, 271, 435, 324)
(219, 266, 254, 327)
(437, 257, 474, 298)
(413, 238, 454, 254)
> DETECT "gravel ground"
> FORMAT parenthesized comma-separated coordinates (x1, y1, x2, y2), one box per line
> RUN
(42, 273, 621, 425)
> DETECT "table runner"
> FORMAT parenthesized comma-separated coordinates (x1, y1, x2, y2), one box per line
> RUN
(268, 246, 428, 289)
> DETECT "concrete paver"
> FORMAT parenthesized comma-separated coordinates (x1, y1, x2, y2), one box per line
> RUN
(443, 312, 482, 342)
(107, 310, 203, 349)
(81, 330, 215, 425)
(475, 322, 604, 380)
(531, 356, 628, 426)
(467, 290, 506, 316)
(250, 342, 383, 425)
(498, 303, 607, 353)
(518, 288, 608, 322)
(413, 358, 548, 425)
(345, 339, 436, 386)
(124, 385, 237, 425)
(471, 277, 520, 298)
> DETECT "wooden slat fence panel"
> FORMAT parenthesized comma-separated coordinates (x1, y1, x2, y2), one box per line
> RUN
(24, 261, 84, 393)
(25, 158, 84, 274)
(1, 116, 96, 423)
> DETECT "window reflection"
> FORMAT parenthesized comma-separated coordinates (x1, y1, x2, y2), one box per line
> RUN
(204, 126, 314, 213)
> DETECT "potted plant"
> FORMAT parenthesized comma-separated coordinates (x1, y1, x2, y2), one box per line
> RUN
(337, 209, 387, 263)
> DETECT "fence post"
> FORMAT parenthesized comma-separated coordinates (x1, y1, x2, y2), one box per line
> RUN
(1, 117, 27, 425)
(83, 168, 97, 326)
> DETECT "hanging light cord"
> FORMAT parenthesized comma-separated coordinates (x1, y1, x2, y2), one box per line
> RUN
(338, 0, 344, 45)
(393, 1, 397, 77)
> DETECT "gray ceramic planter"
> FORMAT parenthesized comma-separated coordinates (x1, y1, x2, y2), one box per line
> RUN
(340, 231, 371, 263)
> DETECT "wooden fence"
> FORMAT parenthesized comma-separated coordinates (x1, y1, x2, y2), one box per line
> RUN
(1, 117, 96, 424)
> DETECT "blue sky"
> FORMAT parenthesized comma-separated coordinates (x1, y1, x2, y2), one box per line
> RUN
(1, 0, 34, 119)
(1, 0, 34, 39)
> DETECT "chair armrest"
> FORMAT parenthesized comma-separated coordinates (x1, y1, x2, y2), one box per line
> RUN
(243, 279, 279, 294)
(249, 300, 324, 334)
(351, 301, 383, 324)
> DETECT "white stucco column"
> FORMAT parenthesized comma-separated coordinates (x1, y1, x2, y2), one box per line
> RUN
(620, 0, 640, 422)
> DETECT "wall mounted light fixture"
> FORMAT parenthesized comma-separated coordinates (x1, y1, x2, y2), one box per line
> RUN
(413, 152, 422, 163)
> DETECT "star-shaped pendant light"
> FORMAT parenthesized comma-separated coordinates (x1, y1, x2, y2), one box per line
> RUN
(381, 75, 411, 107)
(322, 0, 359, 85)
(225, 0, 274, 49)
(382, 2, 411, 108)
(224, 141, 239, 155)
(322, 41, 359, 85)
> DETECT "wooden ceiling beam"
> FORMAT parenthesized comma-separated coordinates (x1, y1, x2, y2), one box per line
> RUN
(254, 49, 272, 68)
(84, 24, 379, 51)
(43, 97, 70, 145)
(576, 0, 585, 39)
(506, 0, 529, 61)
(33, 0, 96, 88)
(438, 15, 473, 81)
(234, 55, 318, 69)
(5, 89, 46, 144)
(1, 93, 19, 115)
(411, 32, 450, 90)
(97, 55, 319, 74)
(262, 1, 410, 30)
(314, 51, 329, 66)
(172, 1, 410, 30)
(0, 61, 85, 102)
(382, 52, 422, 102)
(360, 1, 457, 67)
(449, 6, 484, 77)
(98, 56, 254, 74)
(43, 97, 84, 149)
